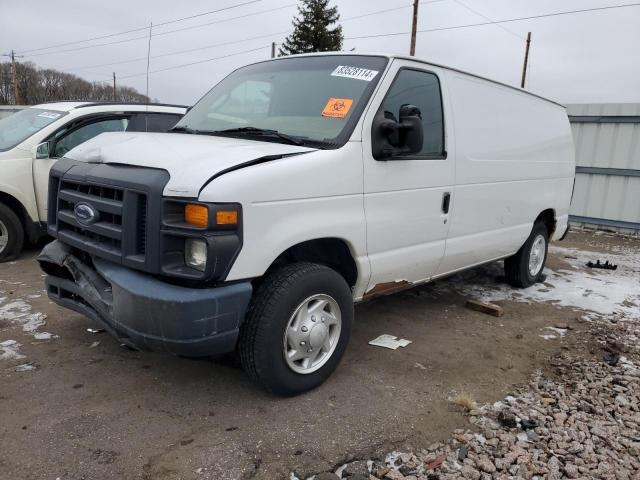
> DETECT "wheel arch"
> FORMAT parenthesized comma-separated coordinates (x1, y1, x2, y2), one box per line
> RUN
(0, 190, 44, 243)
(535, 208, 556, 238)
(260, 237, 359, 289)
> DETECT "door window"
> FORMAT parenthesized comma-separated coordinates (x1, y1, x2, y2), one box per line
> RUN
(53, 118, 129, 158)
(380, 69, 445, 157)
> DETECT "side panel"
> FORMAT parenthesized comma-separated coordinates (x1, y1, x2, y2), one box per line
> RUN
(438, 71, 575, 275)
(198, 143, 370, 298)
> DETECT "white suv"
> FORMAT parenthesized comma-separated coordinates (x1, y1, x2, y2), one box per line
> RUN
(38, 54, 574, 395)
(0, 102, 186, 261)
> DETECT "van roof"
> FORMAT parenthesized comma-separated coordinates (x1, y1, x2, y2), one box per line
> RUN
(263, 52, 565, 109)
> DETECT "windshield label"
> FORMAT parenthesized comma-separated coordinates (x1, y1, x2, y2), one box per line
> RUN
(322, 98, 354, 118)
(37, 112, 62, 119)
(331, 65, 379, 82)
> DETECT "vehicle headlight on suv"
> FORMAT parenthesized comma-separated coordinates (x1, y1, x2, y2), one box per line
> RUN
(162, 200, 242, 280)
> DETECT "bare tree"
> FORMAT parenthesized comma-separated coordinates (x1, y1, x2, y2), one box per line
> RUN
(0, 61, 150, 105)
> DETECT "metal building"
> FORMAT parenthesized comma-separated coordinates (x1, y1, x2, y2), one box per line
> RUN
(567, 103, 640, 234)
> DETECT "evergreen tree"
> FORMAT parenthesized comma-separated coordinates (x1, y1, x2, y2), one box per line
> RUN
(279, 0, 343, 56)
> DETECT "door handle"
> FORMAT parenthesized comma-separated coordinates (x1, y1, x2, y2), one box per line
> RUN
(441, 192, 451, 214)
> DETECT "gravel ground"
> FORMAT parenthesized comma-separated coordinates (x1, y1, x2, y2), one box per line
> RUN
(298, 230, 640, 480)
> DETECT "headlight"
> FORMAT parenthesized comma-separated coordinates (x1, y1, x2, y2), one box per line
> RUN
(185, 239, 207, 271)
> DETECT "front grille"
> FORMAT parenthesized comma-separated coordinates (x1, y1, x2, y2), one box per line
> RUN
(56, 179, 144, 259)
(48, 159, 169, 273)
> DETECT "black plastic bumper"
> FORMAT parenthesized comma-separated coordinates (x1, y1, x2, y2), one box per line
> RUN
(38, 240, 252, 356)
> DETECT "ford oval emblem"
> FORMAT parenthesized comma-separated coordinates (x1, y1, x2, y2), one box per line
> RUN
(74, 202, 99, 226)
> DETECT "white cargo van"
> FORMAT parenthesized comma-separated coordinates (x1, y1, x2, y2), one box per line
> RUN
(0, 102, 186, 261)
(38, 53, 575, 395)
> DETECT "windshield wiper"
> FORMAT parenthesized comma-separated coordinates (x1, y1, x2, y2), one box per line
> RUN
(169, 125, 199, 134)
(214, 127, 305, 146)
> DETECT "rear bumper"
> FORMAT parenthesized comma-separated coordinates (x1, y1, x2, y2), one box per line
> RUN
(38, 240, 252, 356)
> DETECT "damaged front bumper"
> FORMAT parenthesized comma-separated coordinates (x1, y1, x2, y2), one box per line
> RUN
(38, 240, 252, 356)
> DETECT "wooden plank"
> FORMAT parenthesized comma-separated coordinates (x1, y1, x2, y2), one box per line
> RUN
(465, 299, 504, 317)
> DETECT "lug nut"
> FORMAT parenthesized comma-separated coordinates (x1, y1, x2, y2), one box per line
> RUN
(301, 326, 308, 332)
(311, 315, 316, 322)
(300, 341, 306, 346)
(321, 317, 325, 323)
(307, 348, 313, 353)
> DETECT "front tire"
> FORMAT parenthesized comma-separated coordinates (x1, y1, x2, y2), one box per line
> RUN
(0, 203, 24, 262)
(238, 262, 353, 396)
(504, 221, 549, 288)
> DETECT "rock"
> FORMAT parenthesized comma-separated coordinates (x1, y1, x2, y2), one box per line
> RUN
(564, 464, 579, 478)
(497, 410, 517, 428)
(520, 419, 537, 430)
(314, 473, 339, 480)
(343, 461, 369, 477)
(383, 469, 405, 480)
(461, 465, 481, 480)
(371, 464, 389, 478)
(476, 456, 496, 474)
(457, 446, 468, 461)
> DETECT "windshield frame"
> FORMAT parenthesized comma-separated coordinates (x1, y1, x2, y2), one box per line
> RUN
(174, 54, 390, 149)
(0, 107, 68, 152)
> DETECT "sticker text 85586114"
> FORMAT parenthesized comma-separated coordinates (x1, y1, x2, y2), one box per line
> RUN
(322, 98, 354, 119)
(331, 65, 379, 82)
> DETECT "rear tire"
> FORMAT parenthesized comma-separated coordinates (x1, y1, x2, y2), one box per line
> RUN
(238, 262, 353, 396)
(504, 221, 549, 288)
(0, 203, 24, 262)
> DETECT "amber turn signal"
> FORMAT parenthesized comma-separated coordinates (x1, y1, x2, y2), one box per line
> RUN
(185, 204, 209, 227)
(216, 210, 238, 225)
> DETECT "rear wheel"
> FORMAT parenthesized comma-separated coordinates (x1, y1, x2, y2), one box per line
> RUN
(504, 221, 548, 288)
(0, 203, 24, 262)
(238, 262, 353, 396)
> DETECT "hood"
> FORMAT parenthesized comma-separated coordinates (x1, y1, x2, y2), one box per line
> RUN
(65, 131, 315, 197)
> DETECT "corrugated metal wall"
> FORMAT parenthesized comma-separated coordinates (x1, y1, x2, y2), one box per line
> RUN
(567, 103, 640, 233)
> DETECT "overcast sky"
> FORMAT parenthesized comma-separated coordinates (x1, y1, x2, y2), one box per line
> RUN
(2, 0, 639, 106)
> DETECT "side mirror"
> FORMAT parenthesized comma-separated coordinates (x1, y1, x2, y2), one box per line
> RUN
(35, 142, 50, 159)
(371, 104, 424, 160)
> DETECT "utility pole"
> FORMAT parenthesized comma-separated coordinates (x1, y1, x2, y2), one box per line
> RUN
(271, 42, 276, 59)
(409, 0, 419, 56)
(2, 49, 24, 104)
(520, 32, 531, 89)
(112, 72, 117, 102)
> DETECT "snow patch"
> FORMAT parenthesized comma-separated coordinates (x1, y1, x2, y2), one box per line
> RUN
(435, 245, 640, 322)
(0, 340, 25, 360)
(0, 295, 56, 340)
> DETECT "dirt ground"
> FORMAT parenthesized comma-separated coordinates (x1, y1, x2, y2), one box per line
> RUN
(0, 231, 636, 480)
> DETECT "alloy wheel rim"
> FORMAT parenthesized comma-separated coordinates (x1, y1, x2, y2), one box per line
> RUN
(528, 234, 546, 277)
(0, 220, 8, 254)
(282, 294, 342, 374)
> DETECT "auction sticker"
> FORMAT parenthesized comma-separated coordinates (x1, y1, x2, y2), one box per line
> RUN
(322, 98, 354, 118)
(331, 65, 379, 82)
(37, 112, 62, 119)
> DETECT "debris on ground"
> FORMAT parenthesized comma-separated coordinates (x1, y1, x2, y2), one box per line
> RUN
(449, 392, 477, 412)
(86, 328, 105, 334)
(368, 334, 412, 350)
(464, 299, 504, 317)
(586, 259, 617, 270)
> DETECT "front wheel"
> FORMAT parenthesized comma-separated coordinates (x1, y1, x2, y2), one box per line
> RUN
(504, 221, 549, 288)
(0, 203, 24, 262)
(238, 262, 353, 396)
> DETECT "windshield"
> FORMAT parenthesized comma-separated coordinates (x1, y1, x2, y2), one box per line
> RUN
(0, 108, 67, 152)
(174, 55, 388, 148)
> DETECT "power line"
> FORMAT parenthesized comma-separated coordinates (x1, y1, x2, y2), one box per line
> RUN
(451, 0, 524, 40)
(17, 0, 262, 55)
(344, 2, 640, 41)
(119, 45, 270, 79)
(56, 3, 434, 73)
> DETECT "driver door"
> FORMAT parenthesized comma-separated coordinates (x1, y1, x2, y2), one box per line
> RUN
(361, 60, 455, 294)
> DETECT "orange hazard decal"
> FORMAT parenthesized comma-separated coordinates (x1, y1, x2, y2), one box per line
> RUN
(322, 98, 353, 118)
